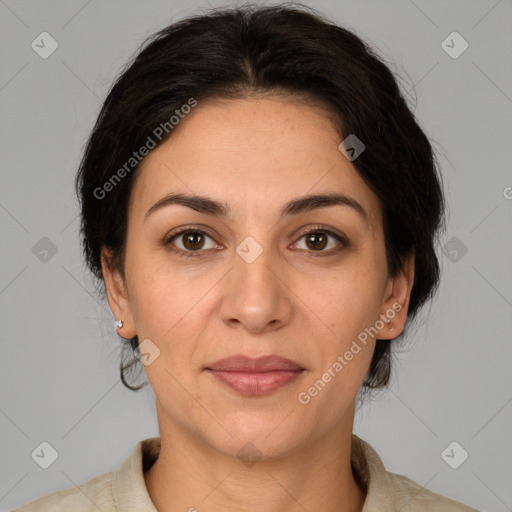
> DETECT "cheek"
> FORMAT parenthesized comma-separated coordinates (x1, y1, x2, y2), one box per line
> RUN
(126, 260, 219, 371)
(131, 277, 198, 339)
(124, 247, 193, 330)
(302, 266, 385, 338)
(295, 271, 384, 403)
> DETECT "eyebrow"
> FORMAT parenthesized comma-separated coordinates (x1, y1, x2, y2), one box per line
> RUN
(144, 192, 369, 224)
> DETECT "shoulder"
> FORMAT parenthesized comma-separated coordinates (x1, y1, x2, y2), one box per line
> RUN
(12, 469, 115, 512)
(12, 437, 160, 512)
(351, 435, 480, 511)
(386, 471, 480, 511)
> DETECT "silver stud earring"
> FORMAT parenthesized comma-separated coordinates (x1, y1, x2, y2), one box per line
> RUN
(115, 319, 124, 329)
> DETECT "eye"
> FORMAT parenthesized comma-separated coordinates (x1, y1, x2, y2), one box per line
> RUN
(165, 229, 220, 256)
(164, 224, 347, 258)
(292, 226, 347, 255)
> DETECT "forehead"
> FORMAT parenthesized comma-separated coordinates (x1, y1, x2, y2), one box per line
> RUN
(130, 96, 382, 229)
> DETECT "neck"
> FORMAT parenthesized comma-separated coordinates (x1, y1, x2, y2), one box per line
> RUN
(144, 408, 366, 512)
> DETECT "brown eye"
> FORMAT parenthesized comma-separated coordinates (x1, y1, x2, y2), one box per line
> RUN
(305, 232, 328, 251)
(293, 227, 347, 256)
(166, 229, 218, 255)
(182, 232, 206, 250)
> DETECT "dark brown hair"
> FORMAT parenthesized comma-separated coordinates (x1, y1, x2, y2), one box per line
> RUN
(75, 3, 445, 392)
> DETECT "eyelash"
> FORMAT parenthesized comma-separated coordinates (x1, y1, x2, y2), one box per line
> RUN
(163, 224, 348, 259)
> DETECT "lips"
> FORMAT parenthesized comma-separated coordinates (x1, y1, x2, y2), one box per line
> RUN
(206, 354, 304, 372)
(205, 355, 305, 395)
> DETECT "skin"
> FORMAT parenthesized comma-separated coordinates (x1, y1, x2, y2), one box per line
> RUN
(102, 95, 415, 512)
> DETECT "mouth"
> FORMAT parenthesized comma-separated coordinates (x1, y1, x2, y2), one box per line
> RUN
(205, 354, 305, 395)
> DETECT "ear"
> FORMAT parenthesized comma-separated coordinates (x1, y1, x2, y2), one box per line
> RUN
(378, 250, 415, 340)
(101, 247, 137, 339)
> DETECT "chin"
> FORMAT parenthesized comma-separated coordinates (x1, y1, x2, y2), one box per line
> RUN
(203, 415, 310, 463)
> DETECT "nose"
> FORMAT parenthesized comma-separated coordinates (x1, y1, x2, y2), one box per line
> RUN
(218, 241, 293, 335)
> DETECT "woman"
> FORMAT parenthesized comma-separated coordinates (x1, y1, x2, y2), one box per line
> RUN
(15, 3, 479, 511)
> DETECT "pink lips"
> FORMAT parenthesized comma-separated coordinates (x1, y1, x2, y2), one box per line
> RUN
(205, 355, 305, 395)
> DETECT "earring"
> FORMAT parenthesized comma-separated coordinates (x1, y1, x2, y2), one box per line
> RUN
(115, 319, 124, 329)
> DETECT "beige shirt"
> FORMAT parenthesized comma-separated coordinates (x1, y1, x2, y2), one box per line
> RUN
(14, 435, 479, 511)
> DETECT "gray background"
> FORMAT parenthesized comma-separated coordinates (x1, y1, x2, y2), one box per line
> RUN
(1, 0, 511, 510)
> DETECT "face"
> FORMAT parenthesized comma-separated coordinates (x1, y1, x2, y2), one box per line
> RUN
(102, 96, 414, 460)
